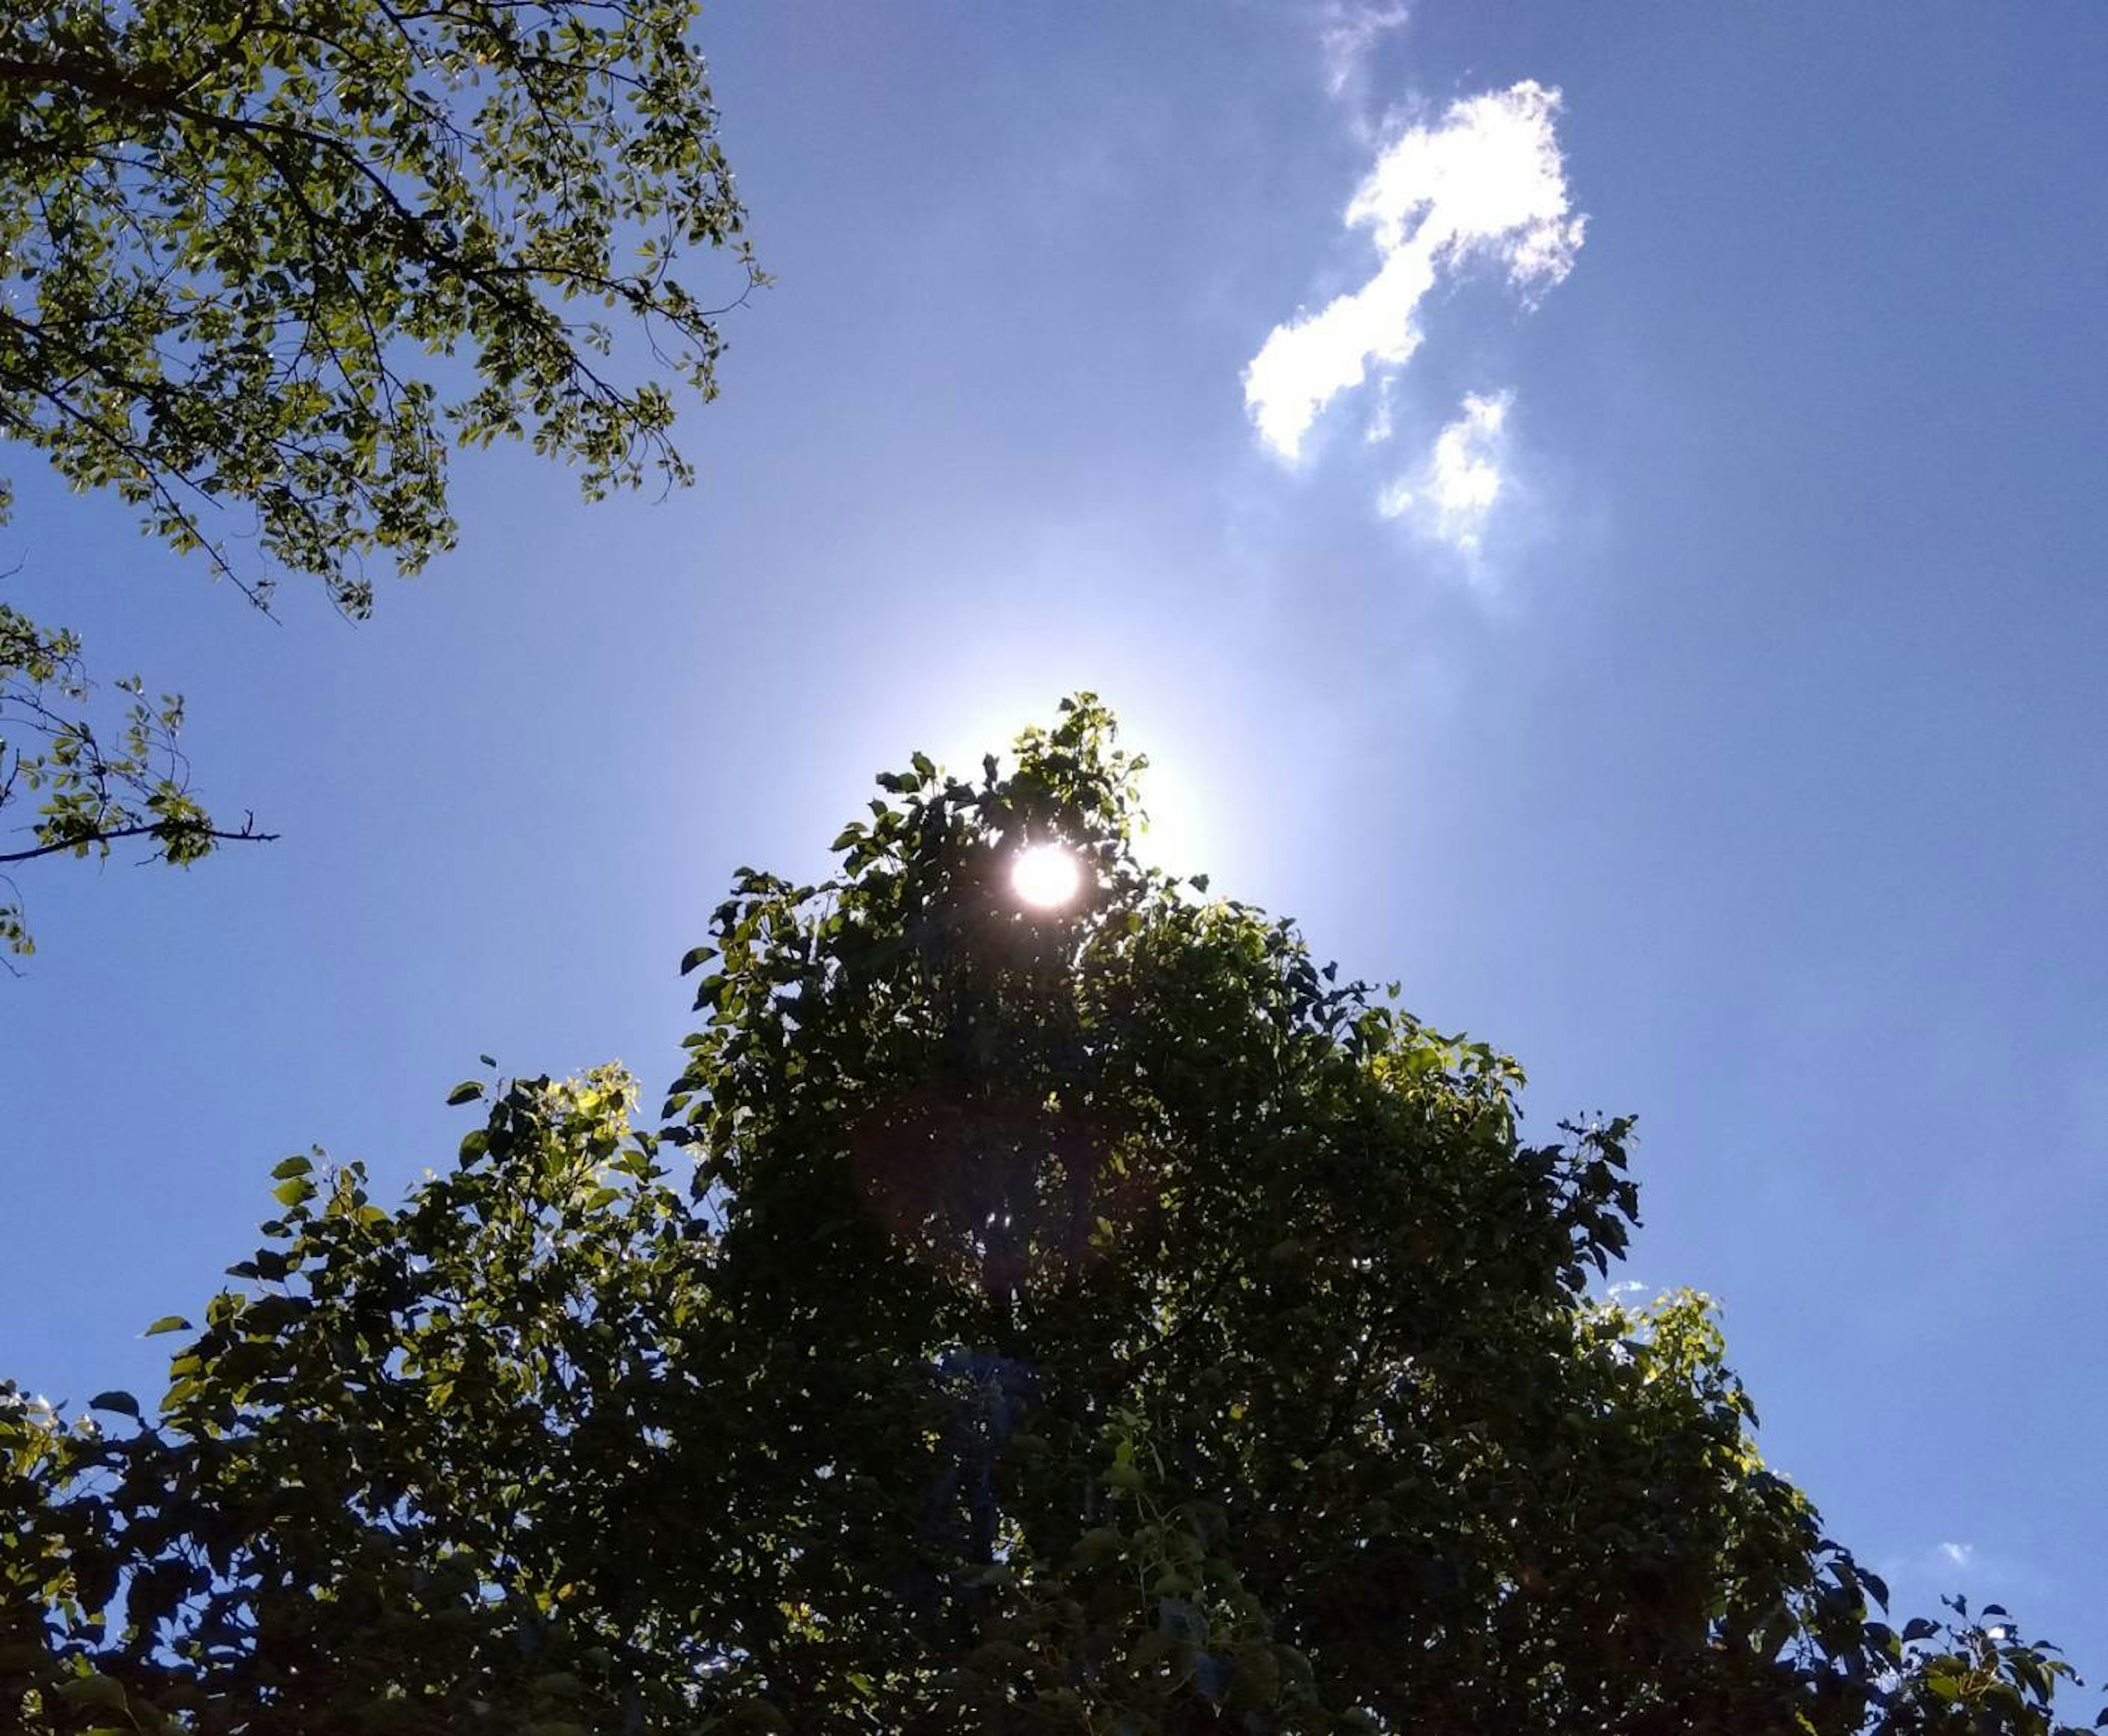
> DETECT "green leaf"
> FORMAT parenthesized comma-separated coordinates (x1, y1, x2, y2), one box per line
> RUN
(270, 1155, 313, 1180)
(680, 945, 717, 976)
(56, 1675, 129, 1712)
(446, 1080, 486, 1106)
(142, 1315, 192, 1337)
(243, 1295, 308, 1335)
(87, 1390, 140, 1418)
(271, 1177, 315, 1207)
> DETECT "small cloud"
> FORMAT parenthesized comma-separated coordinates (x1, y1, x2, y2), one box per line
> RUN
(1320, 1, 1411, 101)
(1938, 1541, 1975, 1568)
(1423, 390, 1510, 550)
(1365, 376, 1397, 444)
(1381, 388, 1515, 558)
(1243, 81, 1584, 466)
(1376, 477, 1414, 518)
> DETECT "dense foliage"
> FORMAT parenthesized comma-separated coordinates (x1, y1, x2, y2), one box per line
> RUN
(2, 700, 2090, 1732)
(0, 0, 757, 948)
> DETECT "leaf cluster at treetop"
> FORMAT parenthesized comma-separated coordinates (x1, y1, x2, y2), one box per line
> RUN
(3, 698, 2094, 1732)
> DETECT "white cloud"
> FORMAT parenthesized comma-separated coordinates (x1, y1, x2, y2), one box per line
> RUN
(1380, 388, 1513, 557)
(1365, 375, 1397, 444)
(1243, 81, 1584, 465)
(1938, 1541, 1975, 1568)
(1320, 2, 1410, 102)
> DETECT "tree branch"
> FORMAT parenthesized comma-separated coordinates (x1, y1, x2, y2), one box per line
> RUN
(0, 817, 279, 867)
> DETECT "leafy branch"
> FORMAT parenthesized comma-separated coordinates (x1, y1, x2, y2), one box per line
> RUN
(0, 600, 272, 955)
(0, 0, 759, 953)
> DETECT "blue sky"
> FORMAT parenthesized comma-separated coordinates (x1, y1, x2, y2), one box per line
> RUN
(4, 0, 2104, 1669)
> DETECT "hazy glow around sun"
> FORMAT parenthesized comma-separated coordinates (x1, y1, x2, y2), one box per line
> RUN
(1012, 843, 1083, 909)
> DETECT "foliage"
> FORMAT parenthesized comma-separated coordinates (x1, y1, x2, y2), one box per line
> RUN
(0, 0, 759, 947)
(2, 699, 2092, 1732)
(0, 601, 271, 955)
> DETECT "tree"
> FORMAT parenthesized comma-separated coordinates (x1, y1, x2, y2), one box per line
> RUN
(0, 0, 760, 951)
(2, 698, 2090, 1732)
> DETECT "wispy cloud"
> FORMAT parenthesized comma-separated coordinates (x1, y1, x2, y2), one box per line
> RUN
(1320, 2, 1410, 103)
(1242, 81, 1584, 467)
(1365, 374, 1397, 444)
(1871, 1538, 2053, 1642)
(1379, 389, 1513, 557)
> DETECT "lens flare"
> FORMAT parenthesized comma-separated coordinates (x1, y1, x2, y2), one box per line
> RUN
(1012, 843, 1082, 909)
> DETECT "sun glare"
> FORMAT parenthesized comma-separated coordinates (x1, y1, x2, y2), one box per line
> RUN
(1012, 843, 1083, 909)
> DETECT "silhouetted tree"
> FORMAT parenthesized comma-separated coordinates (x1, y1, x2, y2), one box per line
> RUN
(3, 699, 2087, 1733)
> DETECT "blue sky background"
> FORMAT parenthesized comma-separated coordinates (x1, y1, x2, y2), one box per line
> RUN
(4, 0, 2104, 1671)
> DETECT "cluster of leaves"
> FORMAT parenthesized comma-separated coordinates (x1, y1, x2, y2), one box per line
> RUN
(0, 0, 758, 948)
(0, 600, 268, 956)
(1, 0, 758, 605)
(3, 699, 2094, 1731)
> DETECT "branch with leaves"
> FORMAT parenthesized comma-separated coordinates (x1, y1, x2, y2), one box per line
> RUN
(0, 602, 273, 955)
(0, 0, 758, 953)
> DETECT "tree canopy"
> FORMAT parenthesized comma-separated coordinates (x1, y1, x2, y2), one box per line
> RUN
(0, 0, 758, 951)
(2, 698, 2090, 1733)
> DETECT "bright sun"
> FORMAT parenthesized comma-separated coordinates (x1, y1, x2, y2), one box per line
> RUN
(1011, 843, 1083, 909)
